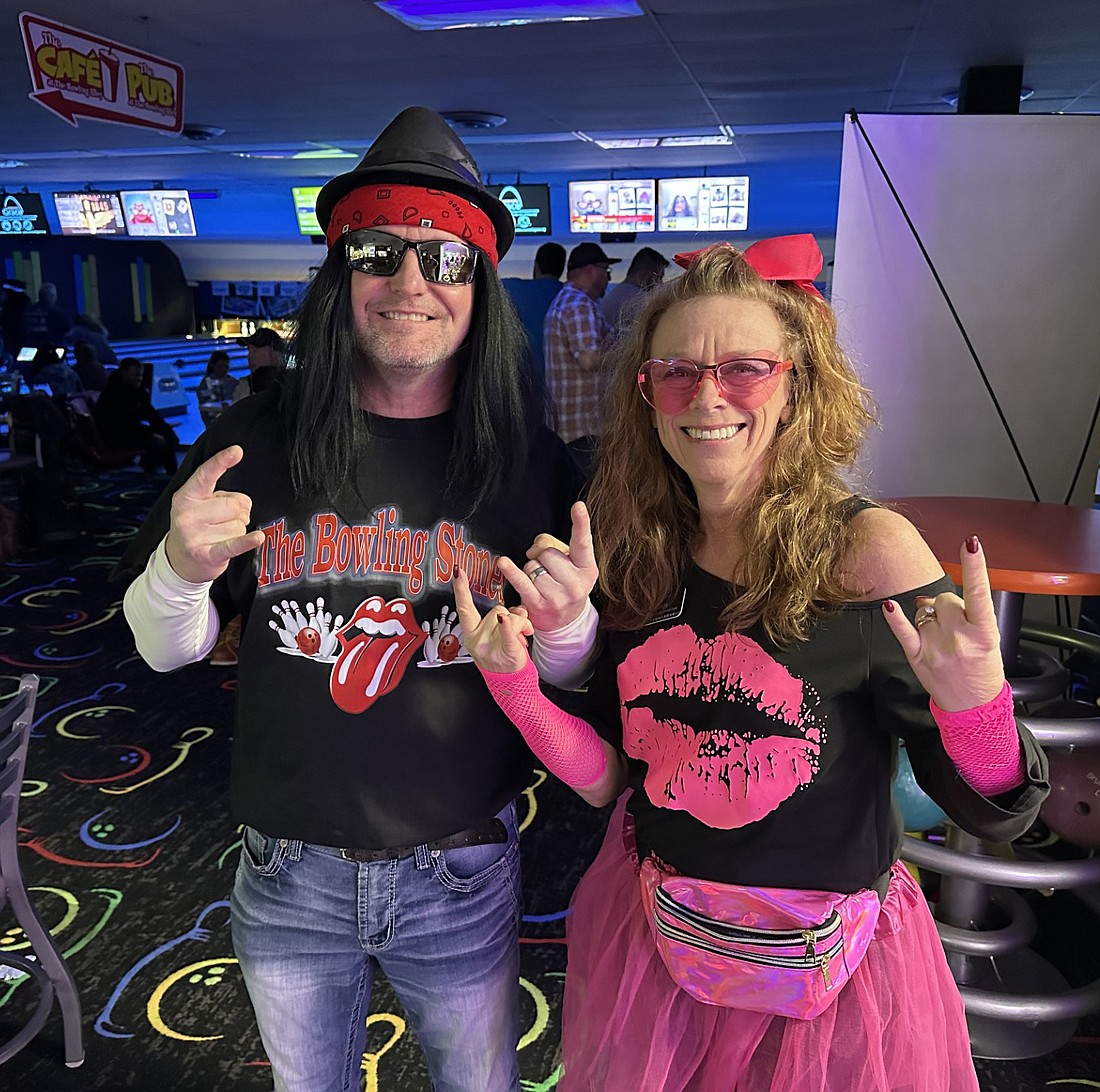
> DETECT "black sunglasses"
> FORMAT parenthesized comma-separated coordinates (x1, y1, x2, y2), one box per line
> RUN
(343, 229, 479, 285)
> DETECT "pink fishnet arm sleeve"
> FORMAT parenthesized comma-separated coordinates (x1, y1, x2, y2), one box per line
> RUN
(478, 657, 608, 790)
(930, 681, 1025, 795)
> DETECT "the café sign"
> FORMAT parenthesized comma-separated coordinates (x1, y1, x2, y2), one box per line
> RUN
(20, 11, 184, 133)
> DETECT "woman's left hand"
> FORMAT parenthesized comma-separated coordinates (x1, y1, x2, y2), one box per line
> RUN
(453, 567, 533, 674)
(497, 502, 598, 634)
(881, 535, 1006, 712)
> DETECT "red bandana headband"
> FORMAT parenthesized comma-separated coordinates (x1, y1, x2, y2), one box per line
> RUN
(673, 234, 825, 299)
(325, 183, 499, 266)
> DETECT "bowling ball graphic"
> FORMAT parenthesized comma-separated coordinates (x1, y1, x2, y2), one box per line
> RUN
(296, 627, 321, 656)
(437, 634, 461, 663)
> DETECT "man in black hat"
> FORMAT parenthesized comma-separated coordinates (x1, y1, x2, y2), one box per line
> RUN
(232, 326, 286, 401)
(116, 106, 598, 1092)
(543, 241, 622, 472)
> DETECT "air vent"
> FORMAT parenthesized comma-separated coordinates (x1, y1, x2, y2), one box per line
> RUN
(180, 124, 226, 141)
(441, 111, 506, 130)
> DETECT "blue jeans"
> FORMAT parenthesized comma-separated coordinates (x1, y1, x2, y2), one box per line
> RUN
(231, 802, 522, 1092)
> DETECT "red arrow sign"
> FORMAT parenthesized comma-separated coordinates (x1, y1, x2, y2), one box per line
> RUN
(21, 11, 184, 134)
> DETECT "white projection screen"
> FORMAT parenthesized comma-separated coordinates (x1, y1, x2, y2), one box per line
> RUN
(832, 113, 1100, 506)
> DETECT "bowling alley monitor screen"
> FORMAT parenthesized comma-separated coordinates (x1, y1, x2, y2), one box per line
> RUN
(53, 191, 127, 236)
(657, 176, 749, 232)
(292, 187, 323, 236)
(568, 179, 656, 233)
(489, 183, 551, 236)
(120, 190, 197, 237)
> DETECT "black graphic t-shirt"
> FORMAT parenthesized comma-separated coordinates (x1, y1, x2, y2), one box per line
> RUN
(585, 563, 1048, 893)
(119, 392, 581, 848)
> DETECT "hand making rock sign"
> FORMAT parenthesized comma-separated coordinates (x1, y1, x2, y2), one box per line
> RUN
(497, 500, 599, 632)
(880, 534, 1007, 713)
(164, 445, 265, 583)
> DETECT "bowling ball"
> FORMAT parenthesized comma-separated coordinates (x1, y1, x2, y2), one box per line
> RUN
(296, 627, 321, 656)
(437, 634, 461, 662)
(893, 745, 947, 831)
(1039, 744, 1100, 849)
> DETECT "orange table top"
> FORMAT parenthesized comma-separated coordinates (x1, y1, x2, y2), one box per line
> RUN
(888, 496, 1100, 596)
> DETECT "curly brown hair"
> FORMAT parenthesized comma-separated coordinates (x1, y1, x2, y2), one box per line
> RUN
(588, 243, 876, 644)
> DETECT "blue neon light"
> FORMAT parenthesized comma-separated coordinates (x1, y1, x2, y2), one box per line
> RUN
(375, 1, 643, 31)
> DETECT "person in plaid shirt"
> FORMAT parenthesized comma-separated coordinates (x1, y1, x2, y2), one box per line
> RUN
(544, 242, 621, 469)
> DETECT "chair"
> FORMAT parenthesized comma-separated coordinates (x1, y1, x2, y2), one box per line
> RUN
(0, 674, 84, 1067)
(66, 402, 142, 469)
(0, 411, 43, 474)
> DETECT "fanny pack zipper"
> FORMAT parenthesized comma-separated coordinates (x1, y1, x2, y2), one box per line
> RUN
(653, 889, 844, 988)
(654, 887, 843, 946)
(654, 917, 844, 988)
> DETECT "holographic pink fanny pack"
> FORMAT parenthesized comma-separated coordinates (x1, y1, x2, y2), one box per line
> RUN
(639, 857, 882, 1020)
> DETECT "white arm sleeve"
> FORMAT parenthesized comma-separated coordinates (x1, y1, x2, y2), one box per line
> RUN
(530, 598, 602, 690)
(122, 538, 223, 671)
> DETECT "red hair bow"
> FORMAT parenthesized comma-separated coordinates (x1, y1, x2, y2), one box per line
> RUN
(673, 234, 824, 299)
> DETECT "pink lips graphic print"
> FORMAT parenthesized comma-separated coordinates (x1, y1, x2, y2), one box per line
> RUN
(618, 624, 824, 829)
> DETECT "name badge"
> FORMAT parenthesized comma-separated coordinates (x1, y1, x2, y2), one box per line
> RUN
(647, 588, 686, 626)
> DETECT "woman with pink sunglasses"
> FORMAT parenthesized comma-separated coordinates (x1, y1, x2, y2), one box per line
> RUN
(456, 237, 1047, 1091)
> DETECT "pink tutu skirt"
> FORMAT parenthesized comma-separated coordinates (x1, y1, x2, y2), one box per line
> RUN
(561, 795, 979, 1092)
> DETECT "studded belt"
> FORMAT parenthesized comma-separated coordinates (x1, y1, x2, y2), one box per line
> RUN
(340, 817, 508, 863)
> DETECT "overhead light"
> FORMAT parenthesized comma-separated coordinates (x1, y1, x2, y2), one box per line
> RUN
(0, 160, 27, 169)
(291, 147, 359, 160)
(232, 150, 298, 160)
(583, 131, 735, 149)
(659, 134, 734, 147)
(375, 1, 643, 31)
(594, 137, 659, 149)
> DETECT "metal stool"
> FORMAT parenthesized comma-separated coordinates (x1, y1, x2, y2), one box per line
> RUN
(0, 674, 84, 1068)
(902, 620, 1100, 1059)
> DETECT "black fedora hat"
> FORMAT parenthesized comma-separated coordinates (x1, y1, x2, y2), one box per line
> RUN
(315, 106, 514, 261)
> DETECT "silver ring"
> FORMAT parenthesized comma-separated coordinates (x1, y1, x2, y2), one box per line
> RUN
(530, 565, 549, 582)
(914, 604, 937, 628)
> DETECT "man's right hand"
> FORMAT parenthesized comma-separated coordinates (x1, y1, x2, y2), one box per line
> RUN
(164, 445, 265, 584)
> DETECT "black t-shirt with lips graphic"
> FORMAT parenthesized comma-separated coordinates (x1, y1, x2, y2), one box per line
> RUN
(585, 561, 1048, 894)
(117, 390, 582, 850)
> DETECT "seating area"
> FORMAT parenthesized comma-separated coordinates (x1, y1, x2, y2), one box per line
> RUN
(110, 337, 250, 447)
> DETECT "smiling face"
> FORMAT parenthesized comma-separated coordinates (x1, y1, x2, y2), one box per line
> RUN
(648, 294, 790, 511)
(349, 223, 475, 405)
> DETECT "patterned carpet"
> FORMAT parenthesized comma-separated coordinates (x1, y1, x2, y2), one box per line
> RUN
(0, 465, 1097, 1091)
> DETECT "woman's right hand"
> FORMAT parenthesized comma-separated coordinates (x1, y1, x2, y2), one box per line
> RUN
(453, 567, 533, 674)
(164, 445, 265, 584)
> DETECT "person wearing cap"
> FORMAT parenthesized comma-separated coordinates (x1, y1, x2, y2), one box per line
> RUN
(232, 326, 286, 402)
(115, 105, 598, 1092)
(543, 242, 621, 472)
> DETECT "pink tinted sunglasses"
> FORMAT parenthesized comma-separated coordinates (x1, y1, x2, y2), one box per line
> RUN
(638, 352, 794, 414)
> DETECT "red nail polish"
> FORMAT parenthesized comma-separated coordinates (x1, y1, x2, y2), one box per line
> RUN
(883, 600, 895, 614)
(966, 535, 979, 554)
